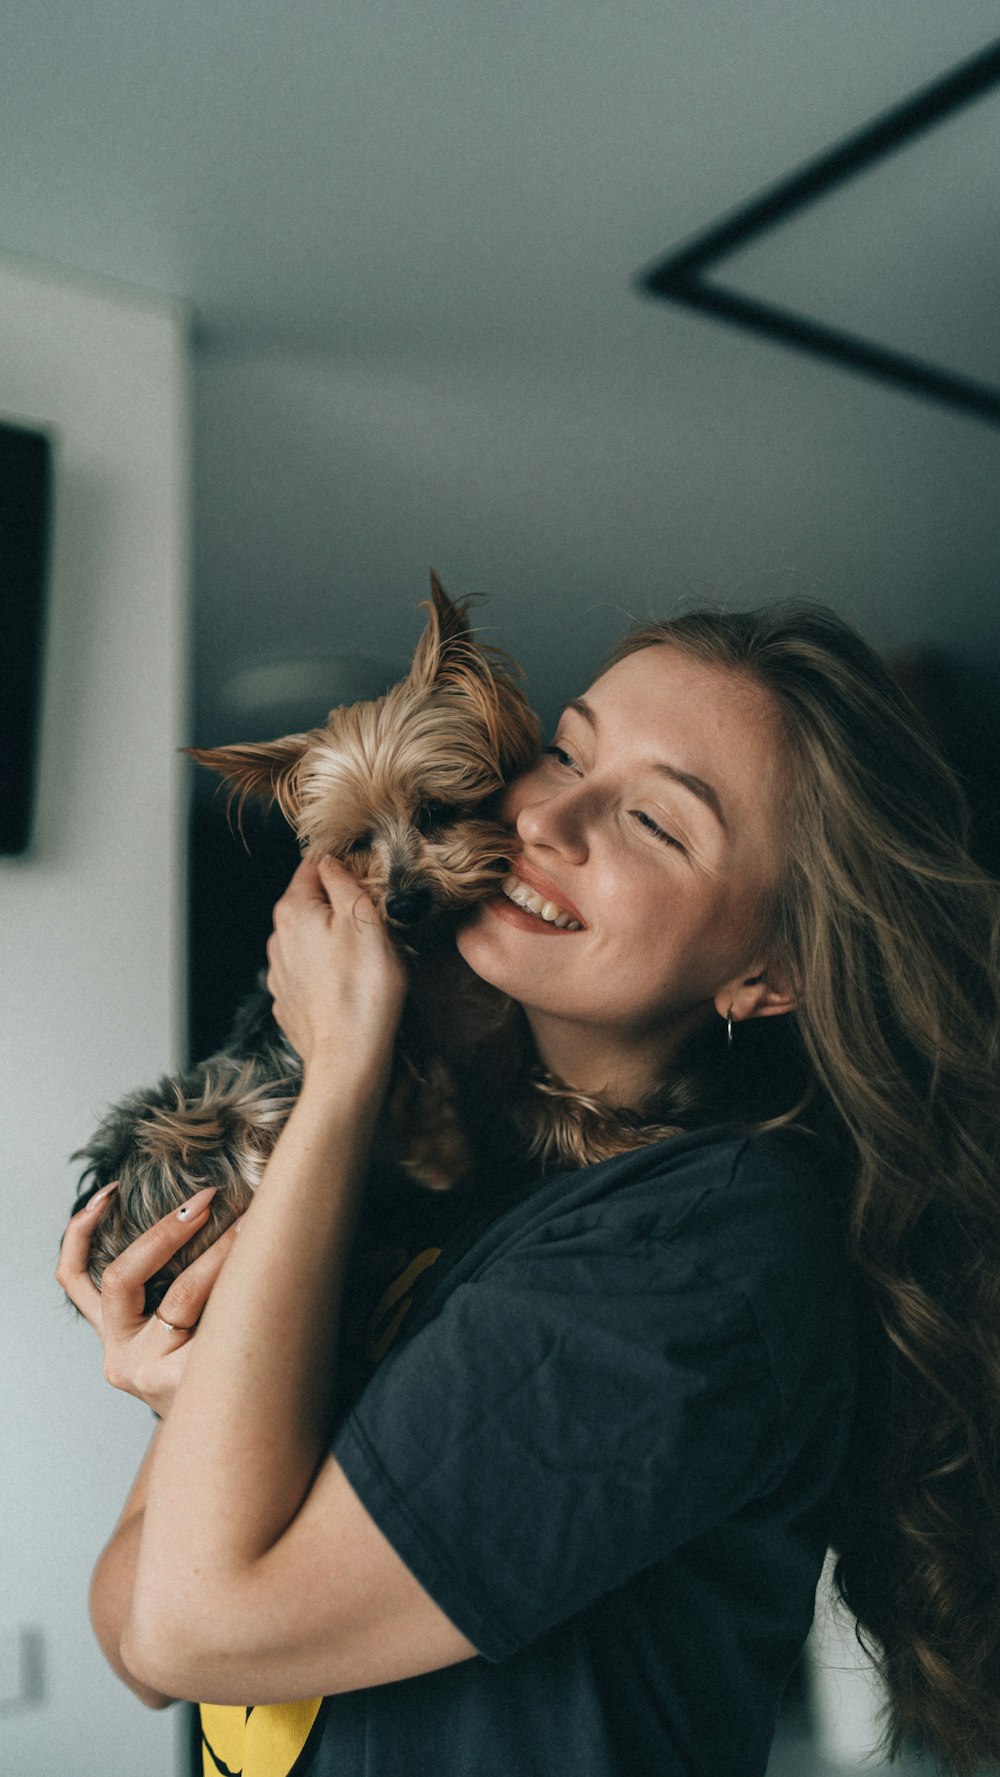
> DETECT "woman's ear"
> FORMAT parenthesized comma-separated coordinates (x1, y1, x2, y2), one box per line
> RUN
(713, 962, 798, 1028)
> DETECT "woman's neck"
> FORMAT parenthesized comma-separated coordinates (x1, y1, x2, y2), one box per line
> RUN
(522, 1004, 713, 1110)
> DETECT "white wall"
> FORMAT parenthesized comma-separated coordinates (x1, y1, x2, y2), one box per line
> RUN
(0, 254, 190, 1777)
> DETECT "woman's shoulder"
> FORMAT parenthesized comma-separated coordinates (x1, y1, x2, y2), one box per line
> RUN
(517, 1124, 856, 1397)
(662, 1124, 849, 1280)
(466, 1121, 848, 1286)
(535, 1120, 842, 1229)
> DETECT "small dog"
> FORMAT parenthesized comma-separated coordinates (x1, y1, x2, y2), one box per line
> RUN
(71, 575, 543, 1308)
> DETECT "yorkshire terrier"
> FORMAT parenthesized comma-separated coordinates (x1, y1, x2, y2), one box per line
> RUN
(71, 575, 546, 1306)
(71, 575, 682, 1313)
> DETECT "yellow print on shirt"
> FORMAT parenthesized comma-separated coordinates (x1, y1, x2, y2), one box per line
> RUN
(198, 1244, 444, 1776)
(201, 1700, 325, 1777)
(366, 1245, 442, 1362)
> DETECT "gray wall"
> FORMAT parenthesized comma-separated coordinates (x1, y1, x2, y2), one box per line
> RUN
(1, 254, 189, 1777)
(191, 322, 1000, 751)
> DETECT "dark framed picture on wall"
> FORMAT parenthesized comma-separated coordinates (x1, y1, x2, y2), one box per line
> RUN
(0, 418, 54, 855)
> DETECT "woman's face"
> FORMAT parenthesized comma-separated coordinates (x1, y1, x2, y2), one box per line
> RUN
(457, 644, 791, 1083)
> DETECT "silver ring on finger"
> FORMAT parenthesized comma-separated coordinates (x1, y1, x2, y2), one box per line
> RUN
(153, 1306, 196, 1334)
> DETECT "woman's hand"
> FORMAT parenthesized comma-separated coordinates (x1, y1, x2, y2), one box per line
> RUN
(56, 1185, 239, 1420)
(266, 855, 409, 1085)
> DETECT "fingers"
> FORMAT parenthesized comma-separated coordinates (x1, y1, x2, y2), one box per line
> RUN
(279, 854, 364, 913)
(278, 855, 335, 911)
(153, 1215, 242, 1335)
(267, 855, 370, 998)
(316, 855, 381, 921)
(314, 854, 355, 887)
(56, 1182, 120, 1332)
(97, 1187, 218, 1336)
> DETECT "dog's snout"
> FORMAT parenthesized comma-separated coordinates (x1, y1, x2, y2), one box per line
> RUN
(385, 884, 434, 927)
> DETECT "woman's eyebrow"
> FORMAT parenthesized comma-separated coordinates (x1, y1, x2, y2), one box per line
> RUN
(564, 697, 728, 832)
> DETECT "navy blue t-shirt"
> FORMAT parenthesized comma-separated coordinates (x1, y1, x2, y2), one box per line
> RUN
(218, 1124, 857, 1777)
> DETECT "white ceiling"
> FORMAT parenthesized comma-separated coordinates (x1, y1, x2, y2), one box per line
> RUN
(2, 1, 999, 735)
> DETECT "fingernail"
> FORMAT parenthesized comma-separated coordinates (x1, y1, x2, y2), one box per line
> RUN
(86, 1181, 119, 1212)
(177, 1186, 218, 1221)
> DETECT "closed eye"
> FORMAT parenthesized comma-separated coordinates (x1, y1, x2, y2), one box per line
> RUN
(541, 744, 580, 771)
(631, 809, 684, 851)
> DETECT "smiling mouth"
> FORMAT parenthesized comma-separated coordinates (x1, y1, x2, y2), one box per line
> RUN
(501, 874, 583, 930)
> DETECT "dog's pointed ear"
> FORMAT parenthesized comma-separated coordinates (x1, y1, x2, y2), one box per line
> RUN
(408, 570, 477, 690)
(185, 734, 308, 829)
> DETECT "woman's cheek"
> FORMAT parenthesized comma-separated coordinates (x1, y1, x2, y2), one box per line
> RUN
(498, 779, 527, 824)
(501, 754, 552, 819)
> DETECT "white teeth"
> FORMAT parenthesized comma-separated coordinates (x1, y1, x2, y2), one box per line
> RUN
(501, 874, 582, 930)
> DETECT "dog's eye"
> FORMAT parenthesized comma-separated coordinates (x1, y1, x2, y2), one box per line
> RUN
(415, 802, 460, 833)
(346, 832, 372, 855)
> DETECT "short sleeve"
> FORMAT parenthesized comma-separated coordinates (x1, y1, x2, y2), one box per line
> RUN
(333, 1189, 795, 1661)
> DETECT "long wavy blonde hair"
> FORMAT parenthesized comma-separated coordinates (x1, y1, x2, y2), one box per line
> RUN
(604, 602, 1000, 1775)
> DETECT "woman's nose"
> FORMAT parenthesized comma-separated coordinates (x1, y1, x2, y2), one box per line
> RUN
(513, 781, 589, 860)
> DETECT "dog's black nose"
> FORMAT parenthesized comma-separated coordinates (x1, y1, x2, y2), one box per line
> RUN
(385, 885, 433, 927)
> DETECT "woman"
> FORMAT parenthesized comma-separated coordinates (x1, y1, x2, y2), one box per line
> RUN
(59, 602, 1000, 1777)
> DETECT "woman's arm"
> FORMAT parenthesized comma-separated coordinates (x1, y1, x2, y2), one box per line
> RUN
(124, 1066, 477, 1702)
(89, 1430, 176, 1710)
(120, 858, 477, 1701)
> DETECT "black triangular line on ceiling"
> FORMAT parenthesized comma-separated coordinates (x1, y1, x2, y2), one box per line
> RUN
(634, 37, 1000, 428)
